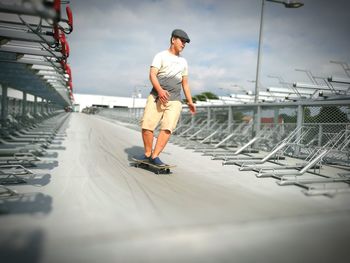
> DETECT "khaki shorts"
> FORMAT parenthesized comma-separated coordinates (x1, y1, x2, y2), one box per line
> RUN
(141, 95, 182, 133)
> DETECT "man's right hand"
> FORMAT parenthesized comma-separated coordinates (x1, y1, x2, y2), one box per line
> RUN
(157, 89, 170, 105)
(150, 67, 169, 104)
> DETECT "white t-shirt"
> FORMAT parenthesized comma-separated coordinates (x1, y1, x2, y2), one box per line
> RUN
(150, 50, 188, 101)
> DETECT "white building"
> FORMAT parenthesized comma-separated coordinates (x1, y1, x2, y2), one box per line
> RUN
(73, 93, 147, 112)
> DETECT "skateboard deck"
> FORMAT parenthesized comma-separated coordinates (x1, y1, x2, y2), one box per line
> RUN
(131, 158, 175, 174)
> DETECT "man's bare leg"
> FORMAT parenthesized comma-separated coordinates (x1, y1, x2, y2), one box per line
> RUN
(152, 129, 171, 158)
(142, 129, 154, 157)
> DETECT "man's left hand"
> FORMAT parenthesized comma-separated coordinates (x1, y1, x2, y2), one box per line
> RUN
(188, 102, 196, 114)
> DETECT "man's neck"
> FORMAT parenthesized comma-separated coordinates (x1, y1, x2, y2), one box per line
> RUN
(168, 46, 179, 56)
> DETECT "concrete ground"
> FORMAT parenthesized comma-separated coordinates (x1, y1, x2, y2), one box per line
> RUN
(1, 113, 349, 263)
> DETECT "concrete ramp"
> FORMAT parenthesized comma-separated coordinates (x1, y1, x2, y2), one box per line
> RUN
(1, 113, 349, 263)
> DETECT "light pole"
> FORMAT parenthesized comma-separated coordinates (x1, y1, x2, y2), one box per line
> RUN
(132, 85, 145, 119)
(132, 87, 137, 109)
(254, 0, 304, 103)
(132, 85, 144, 108)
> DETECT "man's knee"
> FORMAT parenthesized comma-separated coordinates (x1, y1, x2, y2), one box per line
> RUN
(160, 129, 171, 135)
(142, 128, 153, 133)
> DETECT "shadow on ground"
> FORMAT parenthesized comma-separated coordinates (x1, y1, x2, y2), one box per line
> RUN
(0, 229, 45, 263)
(0, 192, 53, 215)
(124, 146, 145, 161)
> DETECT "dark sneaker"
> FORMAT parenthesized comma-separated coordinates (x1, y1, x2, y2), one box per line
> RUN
(134, 154, 151, 162)
(150, 157, 167, 167)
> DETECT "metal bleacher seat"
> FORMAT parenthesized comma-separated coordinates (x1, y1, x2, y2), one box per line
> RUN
(0, 0, 74, 196)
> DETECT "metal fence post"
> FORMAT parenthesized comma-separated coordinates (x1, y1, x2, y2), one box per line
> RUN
(34, 96, 38, 115)
(228, 106, 233, 132)
(318, 124, 323, 147)
(274, 106, 279, 126)
(296, 103, 304, 155)
(1, 85, 8, 126)
(207, 106, 211, 129)
(256, 105, 261, 135)
(22, 91, 27, 119)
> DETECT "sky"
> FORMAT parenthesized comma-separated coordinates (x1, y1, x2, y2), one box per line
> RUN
(68, 0, 350, 98)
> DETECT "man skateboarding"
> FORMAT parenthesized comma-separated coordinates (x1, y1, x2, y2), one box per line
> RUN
(136, 29, 196, 166)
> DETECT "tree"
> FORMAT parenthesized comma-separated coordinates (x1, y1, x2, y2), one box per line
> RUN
(191, 91, 219, 102)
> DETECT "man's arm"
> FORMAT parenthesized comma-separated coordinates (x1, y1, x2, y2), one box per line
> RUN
(149, 67, 169, 104)
(182, 76, 196, 114)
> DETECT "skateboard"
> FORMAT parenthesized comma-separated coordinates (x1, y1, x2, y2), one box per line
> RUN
(131, 158, 175, 174)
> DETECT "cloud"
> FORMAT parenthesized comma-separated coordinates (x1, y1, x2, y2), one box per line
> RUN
(68, 0, 350, 98)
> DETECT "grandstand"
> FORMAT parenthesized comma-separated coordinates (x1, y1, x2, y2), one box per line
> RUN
(1, 1, 349, 263)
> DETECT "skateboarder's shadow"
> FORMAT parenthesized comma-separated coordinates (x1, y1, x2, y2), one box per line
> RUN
(124, 146, 144, 161)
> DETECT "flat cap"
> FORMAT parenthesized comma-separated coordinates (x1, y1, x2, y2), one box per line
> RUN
(171, 29, 190, 43)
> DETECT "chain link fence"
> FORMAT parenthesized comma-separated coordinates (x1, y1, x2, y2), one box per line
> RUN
(93, 100, 350, 196)
(95, 101, 350, 166)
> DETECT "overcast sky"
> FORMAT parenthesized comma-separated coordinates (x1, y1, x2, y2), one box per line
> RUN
(68, 0, 350, 98)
